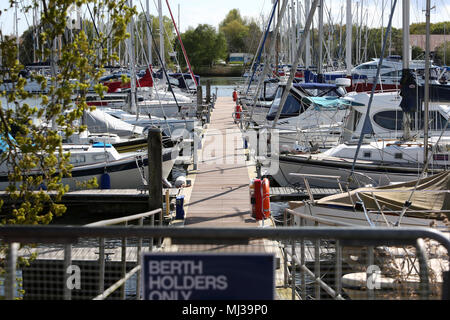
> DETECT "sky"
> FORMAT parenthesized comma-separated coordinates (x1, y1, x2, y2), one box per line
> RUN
(0, 0, 449, 37)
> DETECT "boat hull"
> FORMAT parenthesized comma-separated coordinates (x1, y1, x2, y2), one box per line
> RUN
(0, 148, 178, 191)
(271, 154, 438, 189)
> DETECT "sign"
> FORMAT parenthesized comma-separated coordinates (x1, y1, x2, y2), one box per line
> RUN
(141, 253, 275, 300)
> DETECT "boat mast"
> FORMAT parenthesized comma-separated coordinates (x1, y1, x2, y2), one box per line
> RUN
(146, 0, 152, 66)
(271, 0, 319, 128)
(166, 0, 197, 88)
(345, 0, 352, 76)
(423, 0, 431, 167)
(317, 0, 324, 82)
(33, 2, 38, 63)
(128, 0, 137, 114)
(245, 0, 278, 95)
(158, 0, 165, 71)
(248, 0, 288, 120)
(402, 0, 411, 140)
(305, 0, 311, 71)
(14, 1, 19, 61)
(291, 0, 296, 66)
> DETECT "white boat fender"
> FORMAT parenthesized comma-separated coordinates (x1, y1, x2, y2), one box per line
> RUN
(174, 175, 187, 188)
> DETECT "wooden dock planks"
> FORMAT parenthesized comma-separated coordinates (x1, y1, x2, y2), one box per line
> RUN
(183, 97, 256, 228)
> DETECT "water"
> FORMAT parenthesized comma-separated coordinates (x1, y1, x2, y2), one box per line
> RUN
(201, 77, 243, 98)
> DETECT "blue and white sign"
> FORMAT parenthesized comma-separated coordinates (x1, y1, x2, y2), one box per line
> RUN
(141, 253, 275, 300)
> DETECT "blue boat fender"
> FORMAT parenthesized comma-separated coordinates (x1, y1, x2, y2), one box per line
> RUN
(100, 172, 111, 189)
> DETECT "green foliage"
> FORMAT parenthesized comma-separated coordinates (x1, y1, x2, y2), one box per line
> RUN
(219, 9, 261, 54)
(0, 0, 134, 300)
(410, 21, 450, 35)
(134, 13, 175, 66)
(412, 46, 425, 60)
(435, 41, 450, 66)
(176, 24, 228, 69)
(0, 1, 134, 226)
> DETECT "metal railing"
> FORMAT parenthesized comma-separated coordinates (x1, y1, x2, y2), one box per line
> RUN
(85, 209, 163, 300)
(0, 223, 449, 300)
(282, 208, 450, 300)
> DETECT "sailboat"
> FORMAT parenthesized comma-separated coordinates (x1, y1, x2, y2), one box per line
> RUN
(268, 0, 450, 190)
(0, 136, 179, 191)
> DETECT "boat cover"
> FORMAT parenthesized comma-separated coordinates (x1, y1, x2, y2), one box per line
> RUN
(85, 109, 144, 137)
(290, 171, 450, 219)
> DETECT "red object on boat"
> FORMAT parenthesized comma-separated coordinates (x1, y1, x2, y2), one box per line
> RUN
(253, 179, 263, 220)
(235, 105, 242, 120)
(102, 68, 154, 93)
(262, 178, 270, 219)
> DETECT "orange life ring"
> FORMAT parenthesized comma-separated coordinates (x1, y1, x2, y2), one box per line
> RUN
(262, 178, 270, 219)
(235, 105, 242, 119)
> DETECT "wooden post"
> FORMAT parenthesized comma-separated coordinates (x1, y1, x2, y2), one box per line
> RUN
(193, 131, 199, 171)
(196, 85, 203, 117)
(165, 189, 170, 217)
(148, 128, 163, 211)
(206, 79, 211, 104)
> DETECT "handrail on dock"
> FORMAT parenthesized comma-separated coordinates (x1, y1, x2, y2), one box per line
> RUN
(0, 225, 449, 300)
(85, 208, 163, 227)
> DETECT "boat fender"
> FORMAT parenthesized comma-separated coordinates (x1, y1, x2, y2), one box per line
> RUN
(232, 89, 238, 102)
(253, 179, 263, 220)
(262, 178, 270, 219)
(249, 179, 256, 217)
(100, 172, 111, 189)
(174, 175, 187, 188)
(235, 105, 242, 120)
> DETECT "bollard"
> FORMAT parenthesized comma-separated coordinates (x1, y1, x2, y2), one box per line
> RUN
(175, 195, 185, 220)
(148, 128, 163, 211)
(206, 79, 211, 104)
(193, 131, 199, 170)
(165, 189, 170, 217)
(196, 85, 203, 115)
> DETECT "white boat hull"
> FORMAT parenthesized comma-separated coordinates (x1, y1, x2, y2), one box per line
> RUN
(270, 154, 432, 189)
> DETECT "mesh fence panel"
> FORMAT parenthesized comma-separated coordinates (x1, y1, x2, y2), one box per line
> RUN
(0, 226, 449, 300)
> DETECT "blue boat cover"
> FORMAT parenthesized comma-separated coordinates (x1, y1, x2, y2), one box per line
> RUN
(93, 142, 112, 148)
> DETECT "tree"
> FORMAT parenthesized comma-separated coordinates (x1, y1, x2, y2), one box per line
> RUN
(177, 24, 227, 69)
(435, 41, 450, 66)
(412, 45, 425, 60)
(243, 19, 263, 55)
(135, 13, 176, 68)
(0, 2, 134, 224)
(219, 9, 257, 54)
(0, 0, 135, 300)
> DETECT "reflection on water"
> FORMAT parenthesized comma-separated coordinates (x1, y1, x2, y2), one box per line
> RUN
(201, 77, 244, 98)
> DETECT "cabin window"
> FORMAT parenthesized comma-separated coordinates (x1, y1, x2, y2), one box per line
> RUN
(395, 153, 403, 159)
(363, 151, 371, 158)
(93, 154, 107, 161)
(266, 86, 303, 120)
(70, 155, 86, 164)
(373, 111, 403, 130)
(381, 70, 402, 77)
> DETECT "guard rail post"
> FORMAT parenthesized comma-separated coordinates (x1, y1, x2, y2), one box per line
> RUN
(120, 221, 128, 300)
(300, 216, 306, 300)
(98, 237, 105, 296)
(5, 242, 19, 300)
(63, 244, 72, 300)
(314, 221, 321, 300)
(136, 217, 144, 300)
